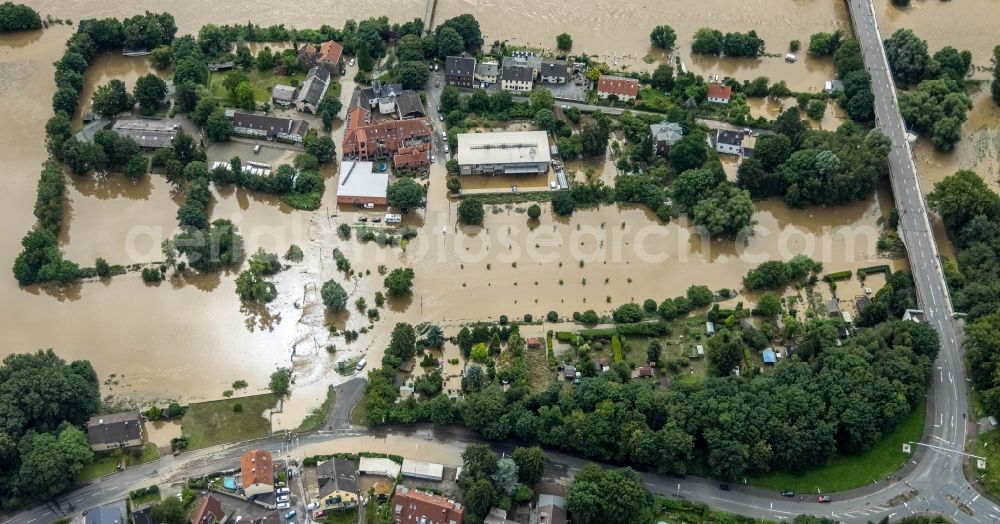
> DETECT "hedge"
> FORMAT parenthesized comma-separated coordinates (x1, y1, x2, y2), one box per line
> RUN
(555, 331, 577, 343)
(617, 321, 672, 336)
(611, 334, 624, 363)
(823, 270, 853, 282)
(859, 264, 890, 275)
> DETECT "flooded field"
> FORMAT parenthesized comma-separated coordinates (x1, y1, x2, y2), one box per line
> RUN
(0, 1, 990, 429)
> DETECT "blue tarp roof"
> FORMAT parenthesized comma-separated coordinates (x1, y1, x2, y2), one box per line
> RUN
(763, 349, 776, 364)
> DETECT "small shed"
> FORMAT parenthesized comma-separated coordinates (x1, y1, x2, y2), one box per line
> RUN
(401, 459, 444, 481)
(840, 310, 853, 325)
(525, 337, 542, 349)
(695, 344, 705, 357)
(826, 299, 840, 316)
(563, 365, 576, 380)
(705, 321, 716, 336)
(358, 457, 401, 478)
(762, 348, 776, 365)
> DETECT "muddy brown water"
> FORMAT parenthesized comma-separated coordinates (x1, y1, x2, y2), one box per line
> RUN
(1, 1, 991, 429)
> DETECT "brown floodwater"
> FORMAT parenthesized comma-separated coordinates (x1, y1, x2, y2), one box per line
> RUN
(0, 1, 983, 431)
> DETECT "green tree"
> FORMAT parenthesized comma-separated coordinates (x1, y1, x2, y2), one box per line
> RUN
(612, 303, 644, 323)
(527, 204, 541, 220)
(395, 60, 431, 90)
(440, 85, 462, 113)
(672, 166, 724, 209)
(808, 30, 843, 57)
(927, 169, 1000, 231)
(668, 131, 709, 173)
(512, 446, 546, 485)
(650, 25, 677, 50)
(552, 191, 576, 216)
(446, 174, 461, 193)
(435, 26, 464, 60)
(884, 28, 929, 84)
(458, 198, 485, 225)
(692, 27, 724, 55)
(204, 108, 234, 142)
(386, 322, 418, 363)
(304, 135, 336, 163)
(384, 267, 415, 296)
(235, 269, 277, 303)
(0, 3, 42, 31)
(566, 465, 653, 524)
(686, 285, 713, 308)
(91, 79, 132, 118)
(321, 279, 348, 311)
(269, 367, 292, 396)
(465, 477, 498, 518)
(150, 45, 172, 69)
(233, 81, 256, 110)
(650, 64, 674, 91)
(387, 178, 425, 210)
(256, 46, 276, 71)
(437, 14, 483, 53)
(691, 183, 756, 236)
(149, 495, 187, 524)
(556, 33, 573, 51)
(122, 155, 149, 180)
(15, 426, 93, 502)
(133, 73, 167, 115)
(757, 291, 783, 317)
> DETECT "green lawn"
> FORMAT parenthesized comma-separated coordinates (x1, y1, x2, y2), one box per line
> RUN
(130, 490, 162, 507)
(136, 442, 159, 464)
(524, 344, 552, 392)
(323, 509, 358, 524)
(76, 454, 121, 483)
(297, 386, 335, 433)
(636, 88, 675, 113)
(182, 393, 278, 450)
(750, 398, 926, 493)
(975, 428, 1000, 497)
(209, 69, 306, 105)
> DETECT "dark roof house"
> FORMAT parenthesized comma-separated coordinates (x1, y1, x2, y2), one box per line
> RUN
(296, 66, 331, 111)
(501, 65, 534, 83)
(85, 502, 125, 524)
(395, 90, 425, 119)
(446, 55, 477, 87)
(87, 410, 144, 451)
(191, 495, 226, 524)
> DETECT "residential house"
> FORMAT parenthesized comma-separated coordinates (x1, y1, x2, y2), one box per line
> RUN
(395, 90, 425, 119)
(596, 75, 639, 102)
(392, 485, 465, 524)
(342, 107, 433, 167)
(649, 120, 683, 156)
(501, 65, 534, 93)
(484, 508, 523, 524)
(707, 83, 732, 104)
(85, 502, 126, 524)
(475, 60, 499, 85)
(352, 81, 404, 115)
(314, 458, 359, 510)
(296, 66, 331, 113)
(299, 40, 344, 74)
(506, 52, 542, 77)
(713, 129, 743, 155)
(232, 112, 310, 143)
(271, 84, 296, 107)
(538, 61, 569, 84)
(191, 495, 226, 524)
(529, 494, 567, 524)
(445, 55, 477, 88)
(132, 507, 152, 524)
(87, 411, 144, 452)
(632, 366, 654, 379)
(240, 449, 274, 498)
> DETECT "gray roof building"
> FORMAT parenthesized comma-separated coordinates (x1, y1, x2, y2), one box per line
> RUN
(87, 410, 143, 449)
(111, 119, 179, 149)
(85, 502, 125, 524)
(501, 65, 534, 83)
(446, 55, 476, 79)
(716, 130, 743, 147)
(271, 84, 296, 106)
(650, 120, 683, 155)
(317, 458, 359, 498)
(351, 81, 404, 111)
(232, 112, 310, 141)
(539, 60, 569, 81)
(395, 90, 425, 119)
(297, 66, 331, 110)
(475, 61, 499, 81)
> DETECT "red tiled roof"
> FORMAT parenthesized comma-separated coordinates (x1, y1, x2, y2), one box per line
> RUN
(343, 118, 433, 155)
(191, 495, 225, 524)
(597, 75, 639, 97)
(393, 486, 465, 524)
(240, 449, 273, 488)
(320, 41, 343, 66)
(708, 83, 732, 100)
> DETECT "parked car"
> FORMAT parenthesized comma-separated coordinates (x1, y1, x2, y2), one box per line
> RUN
(550, 181, 557, 190)
(253, 144, 261, 154)
(439, 114, 444, 122)
(817, 495, 831, 503)
(276, 495, 290, 503)
(431, 154, 436, 162)
(444, 144, 449, 153)
(284, 510, 297, 519)
(441, 131, 447, 139)
(781, 490, 794, 497)
(276, 502, 290, 510)
(349, 58, 355, 66)
(276, 487, 290, 495)
(718, 484, 730, 491)
(357, 216, 368, 222)
(312, 511, 325, 519)
(306, 502, 319, 510)
(363, 203, 375, 209)
(372, 216, 382, 223)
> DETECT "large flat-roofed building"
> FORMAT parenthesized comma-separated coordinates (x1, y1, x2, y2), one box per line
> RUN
(87, 410, 144, 452)
(336, 161, 388, 206)
(111, 119, 178, 149)
(457, 131, 551, 176)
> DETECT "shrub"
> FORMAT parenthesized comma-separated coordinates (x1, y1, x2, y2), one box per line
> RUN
(546, 310, 559, 322)
(612, 303, 643, 323)
(524, 314, 533, 323)
(611, 335, 624, 363)
(642, 299, 657, 313)
(824, 270, 853, 282)
(141, 267, 162, 283)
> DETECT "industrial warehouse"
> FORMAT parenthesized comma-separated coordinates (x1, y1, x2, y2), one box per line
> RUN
(336, 161, 388, 206)
(456, 130, 551, 176)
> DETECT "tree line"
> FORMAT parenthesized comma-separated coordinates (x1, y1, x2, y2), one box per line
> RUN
(927, 169, 1000, 419)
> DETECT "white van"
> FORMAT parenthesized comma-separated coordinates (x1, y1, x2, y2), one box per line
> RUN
(384, 214, 402, 224)
(356, 359, 367, 371)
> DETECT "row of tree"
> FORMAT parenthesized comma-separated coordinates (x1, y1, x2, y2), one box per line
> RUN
(692, 27, 766, 57)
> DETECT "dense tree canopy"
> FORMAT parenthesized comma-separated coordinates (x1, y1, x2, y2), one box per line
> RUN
(649, 25, 677, 50)
(566, 465, 653, 524)
(0, 3, 41, 31)
(884, 29, 929, 84)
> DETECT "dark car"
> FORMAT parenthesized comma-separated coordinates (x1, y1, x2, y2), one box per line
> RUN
(719, 483, 730, 491)
(781, 490, 795, 497)
(817, 495, 831, 503)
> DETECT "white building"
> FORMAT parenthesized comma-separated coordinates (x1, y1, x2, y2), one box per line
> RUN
(713, 129, 743, 156)
(457, 131, 552, 176)
(401, 459, 445, 481)
(358, 457, 401, 477)
(500, 65, 534, 93)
